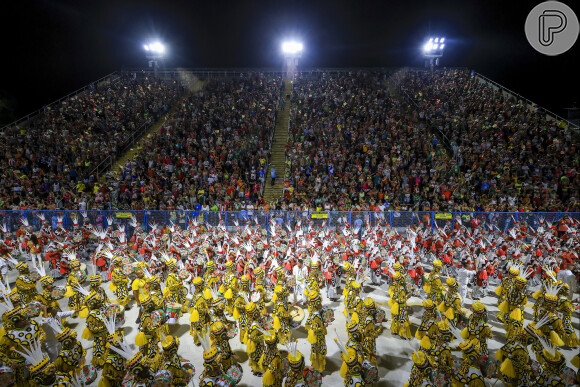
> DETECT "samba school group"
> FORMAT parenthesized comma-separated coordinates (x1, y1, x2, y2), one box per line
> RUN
(0, 211, 579, 387)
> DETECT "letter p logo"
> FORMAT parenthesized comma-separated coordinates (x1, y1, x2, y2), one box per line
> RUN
(526, 1, 579, 55)
(539, 10, 567, 46)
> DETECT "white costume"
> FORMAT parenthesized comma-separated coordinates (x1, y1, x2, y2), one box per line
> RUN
(40, 310, 76, 361)
(456, 267, 475, 304)
(292, 263, 308, 304)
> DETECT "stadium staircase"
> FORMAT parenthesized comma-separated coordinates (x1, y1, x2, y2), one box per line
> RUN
(97, 78, 205, 185)
(262, 79, 292, 203)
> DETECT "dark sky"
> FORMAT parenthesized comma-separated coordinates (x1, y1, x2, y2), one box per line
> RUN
(1, 0, 578, 125)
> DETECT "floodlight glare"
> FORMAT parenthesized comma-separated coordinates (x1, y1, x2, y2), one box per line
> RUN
(152, 42, 165, 53)
(144, 42, 165, 54)
(282, 41, 303, 55)
(423, 35, 445, 71)
(143, 40, 166, 73)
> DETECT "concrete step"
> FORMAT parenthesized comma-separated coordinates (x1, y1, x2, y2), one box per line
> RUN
(263, 79, 293, 203)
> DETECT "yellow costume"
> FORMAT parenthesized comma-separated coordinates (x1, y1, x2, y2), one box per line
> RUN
(305, 290, 327, 372)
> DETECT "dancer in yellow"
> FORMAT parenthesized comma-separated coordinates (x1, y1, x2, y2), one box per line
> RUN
(0, 306, 47, 387)
(54, 327, 86, 377)
(65, 255, 87, 317)
(271, 285, 291, 345)
(284, 341, 307, 386)
(495, 264, 519, 322)
(232, 275, 251, 344)
(461, 302, 492, 357)
(164, 259, 187, 307)
(305, 290, 327, 372)
(335, 336, 366, 387)
(451, 339, 486, 387)
(405, 350, 435, 387)
(221, 260, 238, 315)
(14, 262, 39, 304)
(210, 321, 237, 372)
(260, 331, 282, 387)
(135, 296, 162, 369)
(189, 277, 210, 346)
(424, 259, 444, 305)
(499, 271, 531, 338)
(438, 277, 464, 328)
(246, 302, 265, 376)
(109, 256, 130, 306)
(36, 275, 62, 310)
(557, 283, 579, 347)
(360, 297, 379, 366)
(83, 292, 109, 368)
(415, 299, 438, 344)
(390, 271, 412, 339)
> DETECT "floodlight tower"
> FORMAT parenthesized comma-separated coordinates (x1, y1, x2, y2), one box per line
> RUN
(143, 42, 165, 75)
(282, 41, 303, 79)
(422, 37, 445, 72)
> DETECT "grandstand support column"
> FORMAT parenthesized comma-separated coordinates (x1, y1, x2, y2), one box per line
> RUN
(263, 79, 292, 205)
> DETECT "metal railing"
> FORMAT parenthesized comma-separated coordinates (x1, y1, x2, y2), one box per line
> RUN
(3, 210, 578, 237)
(87, 120, 151, 180)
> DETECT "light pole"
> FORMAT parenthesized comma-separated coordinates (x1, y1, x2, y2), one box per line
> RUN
(281, 41, 303, 79)
(143, 42, 165, 75)
(422, 37, 445, 73)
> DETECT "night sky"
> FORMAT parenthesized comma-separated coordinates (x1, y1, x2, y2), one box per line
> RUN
(1, 0, 578, 125)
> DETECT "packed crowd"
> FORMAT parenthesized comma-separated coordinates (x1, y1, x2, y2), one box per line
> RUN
(0, 209, 578, 386)
(0, 73, 183, 211)
(401, 69, 580, 213)
(1, 69, 579, 215)
(90, 75, 282, 211)
(279, 72, 457, 213)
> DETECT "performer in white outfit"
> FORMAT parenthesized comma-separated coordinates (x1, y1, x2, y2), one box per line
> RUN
(456, 261, 475, 305)
(39, 305, 76, 361)
(557, 264, 577, 300)
(292, 258, 308, 305)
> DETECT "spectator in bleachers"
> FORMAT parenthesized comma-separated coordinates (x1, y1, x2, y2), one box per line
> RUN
(0, 74, 181, 210)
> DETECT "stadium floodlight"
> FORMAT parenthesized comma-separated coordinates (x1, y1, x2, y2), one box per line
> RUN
(423, 37, 445, 54)
(143, 40, 166, 74)
(144, 42, 165, 55)
(423, 36, 446, 71)
(281, 40, 303, 79)
(282, 41, 304, 55)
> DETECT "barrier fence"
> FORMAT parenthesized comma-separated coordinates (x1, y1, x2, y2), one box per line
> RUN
(3, 211, 578, 239)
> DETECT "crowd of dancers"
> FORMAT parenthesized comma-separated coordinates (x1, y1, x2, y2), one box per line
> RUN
(0, 211, 578, 386)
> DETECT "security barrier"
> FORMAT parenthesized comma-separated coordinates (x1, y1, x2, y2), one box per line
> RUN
(3, 210, 578, 239)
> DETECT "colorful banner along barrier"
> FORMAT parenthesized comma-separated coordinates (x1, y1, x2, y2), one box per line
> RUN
(435, 213, 452, 219)
(115, 212, 133, 219)
(311, 213, 329, 219)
